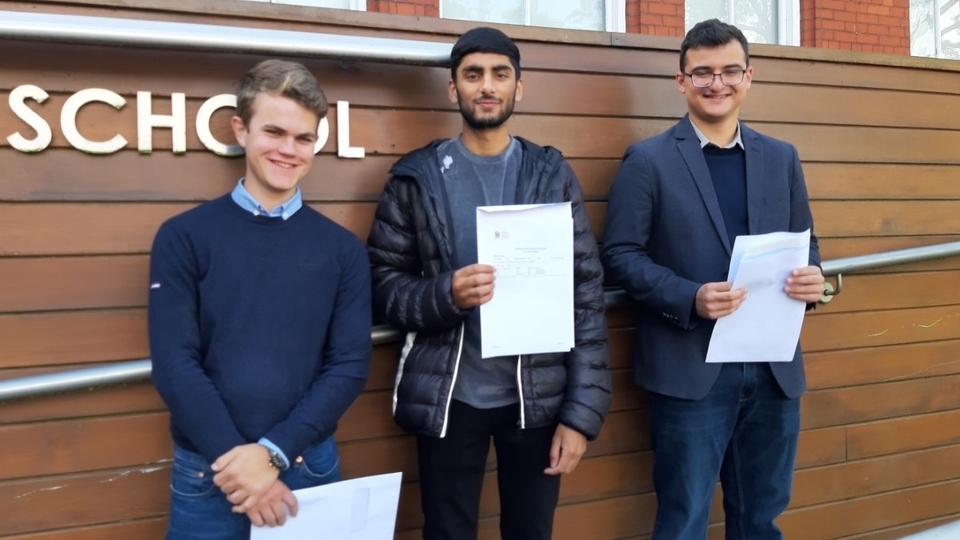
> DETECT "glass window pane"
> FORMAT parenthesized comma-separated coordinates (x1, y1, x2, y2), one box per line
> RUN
(441, 0, 525, 26)
(531, 0, 605, 31)
(686, 0, 727, 30)
(273, 0, 352, 7)
(735, 0, 777, 43)
(944, 0, 960, 59)
(910, 0, 937, 56)
(685, 0, 779, 44)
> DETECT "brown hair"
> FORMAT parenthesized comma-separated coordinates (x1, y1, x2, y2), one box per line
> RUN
(235, 59, 328, 125)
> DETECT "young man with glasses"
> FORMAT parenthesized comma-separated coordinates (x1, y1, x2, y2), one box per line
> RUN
(601, 19, 824, 539)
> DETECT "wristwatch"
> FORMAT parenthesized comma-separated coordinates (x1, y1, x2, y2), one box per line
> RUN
(266, 449, 286, 471)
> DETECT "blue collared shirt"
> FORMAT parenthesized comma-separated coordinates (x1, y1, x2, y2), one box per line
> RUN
(690, 120, 744, 149)
(230, 178, 303, 221)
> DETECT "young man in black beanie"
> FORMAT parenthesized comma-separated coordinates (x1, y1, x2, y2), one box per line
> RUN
(367, 27, 611, 540)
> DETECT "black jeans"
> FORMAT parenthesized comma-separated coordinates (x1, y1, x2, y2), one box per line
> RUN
(416, 400, 561, 540)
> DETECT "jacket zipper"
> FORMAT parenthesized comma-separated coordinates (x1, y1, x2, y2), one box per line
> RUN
(516, 355, 525, 429)
(439, 322, 465, 438)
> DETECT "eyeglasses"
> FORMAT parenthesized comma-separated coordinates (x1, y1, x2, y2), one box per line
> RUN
(683, 68, 746, 88)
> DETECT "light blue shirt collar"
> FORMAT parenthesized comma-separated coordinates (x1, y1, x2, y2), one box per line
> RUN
(230, 178, 303, 220)
(690, 120, 744, 149)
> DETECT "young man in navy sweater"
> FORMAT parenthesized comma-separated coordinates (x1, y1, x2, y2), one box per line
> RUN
(602, 20, 824, 539)
(149, 59, 371, 539)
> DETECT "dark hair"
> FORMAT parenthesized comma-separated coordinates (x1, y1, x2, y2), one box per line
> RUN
(450, 27, 521, 79)
(235, 59, 328, 125)
(679, 19, 750, 72)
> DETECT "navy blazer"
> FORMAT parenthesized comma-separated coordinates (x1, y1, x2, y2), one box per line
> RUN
(601, 115, 820, 400)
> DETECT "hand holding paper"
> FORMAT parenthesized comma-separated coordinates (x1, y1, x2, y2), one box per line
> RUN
(476, 202, 575, 358)
(249, 472, 402, 540)
(452, 263, 496, 309)
(705, 230, 812, 363)
(784, 265, 825, 303)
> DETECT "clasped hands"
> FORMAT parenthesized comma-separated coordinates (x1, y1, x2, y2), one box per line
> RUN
(211, 443, 298, 527)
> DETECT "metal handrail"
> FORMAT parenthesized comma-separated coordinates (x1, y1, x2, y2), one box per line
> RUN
(818, 240, 960, 300)
(2, 241, 959, 403)
(0, 10, 451, 65)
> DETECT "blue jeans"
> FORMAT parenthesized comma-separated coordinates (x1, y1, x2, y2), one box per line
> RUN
(165, 436, 341, 540)
(648, 363, 800, 540)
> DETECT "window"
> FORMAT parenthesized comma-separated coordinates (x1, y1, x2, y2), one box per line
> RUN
(685, 0, 800, 46)
(241, 0, 366, 9)
(911, 0, 960, 59)
(440, 0, 626, 33)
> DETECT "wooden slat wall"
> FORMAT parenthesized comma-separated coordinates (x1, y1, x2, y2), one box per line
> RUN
(2, 0, 960, 538)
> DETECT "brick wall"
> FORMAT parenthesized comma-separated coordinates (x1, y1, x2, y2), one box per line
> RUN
(800, 0, 910, 54)
(630, 0, 685, 36)
(365, 0, 911, 56)
(367, 0, 438, 18)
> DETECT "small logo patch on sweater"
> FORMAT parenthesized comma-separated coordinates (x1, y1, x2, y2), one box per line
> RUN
(150, 282, 161, 290)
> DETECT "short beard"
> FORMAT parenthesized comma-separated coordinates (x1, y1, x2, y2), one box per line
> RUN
(459, 96, 514, 130)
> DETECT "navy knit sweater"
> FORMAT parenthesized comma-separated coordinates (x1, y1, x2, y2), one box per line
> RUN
(703, 145, 749, 245)
(148, 194, 372, 464)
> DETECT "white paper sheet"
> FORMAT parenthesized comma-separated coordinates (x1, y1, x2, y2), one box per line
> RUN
(250, 472, 402, 540)
(476, 202, 575, 358)
(705, 230, 811, 363)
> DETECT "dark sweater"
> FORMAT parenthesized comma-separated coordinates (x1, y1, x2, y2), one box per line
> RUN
(148, 194, 372, 463)
(703, 145, 749, 245)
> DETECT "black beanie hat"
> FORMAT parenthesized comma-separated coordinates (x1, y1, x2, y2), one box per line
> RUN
(450, 27, 521, 79)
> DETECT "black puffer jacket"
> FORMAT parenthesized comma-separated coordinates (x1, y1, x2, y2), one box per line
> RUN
(367, 137, 611, 440)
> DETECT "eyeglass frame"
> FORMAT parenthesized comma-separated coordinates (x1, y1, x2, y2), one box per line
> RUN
(682, 67, 747, 88)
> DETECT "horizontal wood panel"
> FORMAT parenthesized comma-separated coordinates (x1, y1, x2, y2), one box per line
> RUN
(804, 163, 960, 200)
(0, 255, 148, 313)
(337, 390, 404, 441)
(746, 53, 960, 95)
(0, 148, 616, 204)
(0, 413, 170, 482)
(608, 327, 635, 370)
(814, 271, 960, 314)
(817, 235, 960, 268)
(339, 435, 417, 482)
(805, 340, 960, 390)
(0, 202, 377, 256)
(802, 374, 960, 429)
(839, 514, 960, 539)
(762, 122, 960, 165)
(586, 409, 649, 457)
(0, 468, 169, 536)
(791, 444, 960, 508)
(0, 378, 164, 425)
(795, 426, 847, 469)
(551, 492, 657, 538)
(811, 201, 960, 237)
(0, 310, 147, 369)
(800, 305, 960, 352)
(1, 518, 167, 540)
(847, 409, 960, 460)
(777, 478, 960, 540)
(605, 369, 639, 413)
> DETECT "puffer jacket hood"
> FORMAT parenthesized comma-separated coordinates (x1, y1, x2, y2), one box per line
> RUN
(368, 137, 611, 440)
